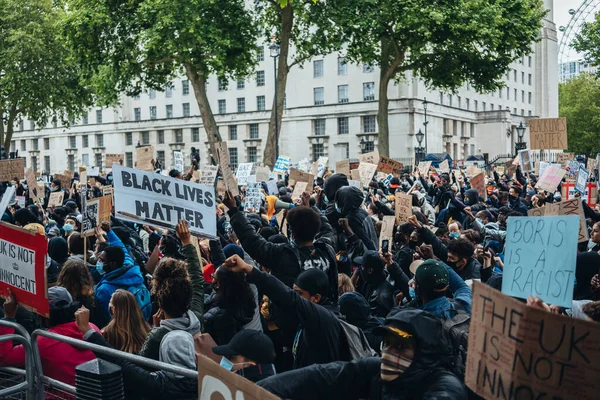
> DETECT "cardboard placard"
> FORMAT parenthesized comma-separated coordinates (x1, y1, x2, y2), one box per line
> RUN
(98, 196, 112, 224)
(557, 152, 574, 168)
(376, 156, 404, 177)
(315, 157, 329, 178)
(112, 165, 216, 237)
(255, 166, 271, 183)
(359, 151, 379, 165)
(273, 156, 291, 175)
(538, 161, 562, 178)
(82, 198, 99, 237)
(25, 168, 38, 203)
(197, 165, 218, 186)
(526, 199, 588, 242)
(529, 117, 568, 150)
(518, 149, 533, 172)
(466, 282, 600, 400)
(236, 163, 254, 186)
(104, 153, 124, 168)
(0, 222, 49, 317)
(417, 161, 432, 176)
(466, 165, 482, 177)
(439, 159, 450, 173)
(504, 161, 517, 177)
(173, 151, 184, 172)
(535, 166, 566, 193)
(288, 168, 314, 192)
(395, 192, 412, 225)
(358, 163, 377, 188)
(470, 173, 486, 200)
(0, 187, 16, 218)
(291, 181, 308, 202)
(379, 215, 395, 249)
(348, 180, 361, 189)
(561, 182, 598, 207)
(136, 145, 154, 171)
(47, 192, 64, 208)
(336, 160, 350, 177)
(265, 180, 278, 196)
(350, 169, 361, 182)
(0, 159, 25, 182)
(495, 165, 505, 175)
(245, 182, 262, 212)
(575, 167, 589, 194)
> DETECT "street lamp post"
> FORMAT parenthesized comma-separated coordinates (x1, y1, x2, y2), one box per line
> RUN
(415, 129, 425, 163)
(422, 98, 429, 156)
(269, 41, 281, 161)
(515, 122, 527, 155)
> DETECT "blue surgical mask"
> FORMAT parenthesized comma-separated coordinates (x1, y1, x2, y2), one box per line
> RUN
(63, 224, 74, 233)
(409, 286, 416, 301)
(475, 218, 483, 225)
(96, 261, 105, 275)
(335, 203, 341, 214)
(323, 195, 329, 205)
(449, 232, 460, 239)
(220, 357, 234, 371)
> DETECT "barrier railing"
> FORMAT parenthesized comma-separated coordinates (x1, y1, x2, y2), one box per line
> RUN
(0, 321, 36, 400)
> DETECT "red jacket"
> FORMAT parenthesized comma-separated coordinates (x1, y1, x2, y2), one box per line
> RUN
(0, 321, 100, 386)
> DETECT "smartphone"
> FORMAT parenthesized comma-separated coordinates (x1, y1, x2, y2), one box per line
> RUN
(382, 239, 390, 254)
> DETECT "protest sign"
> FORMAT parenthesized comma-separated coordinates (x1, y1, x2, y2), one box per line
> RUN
(215, 142, 229, 166)
(98, 196, 112, 224)
(297, 158, 311, 173)
(504, 161, 517, 177)
(466, 165, 482, 177)
(254, 166, 271, 182)
(316, 157, 329, 178)
(575, 167, 589, 194)
(527, 202, 560, 217)
(336, 160, 350, 177)
(518, 149, 533, 172)
(535, 165, 566, 193)
(197, 354, 279, 400)
(0, 222, 49, 317)
(173, 151, 184, 172)
(265, 180, 278, 196)
(214, 142, 239, 197)
(379, 215, 395, 249)
(417, 161, 432, 176)
(350, 169, 361, 182)
(377, 156, 404, 177)
(359, 151, 379, 165)
(501, 215, 578, 307)
(273, 156, 291, 175)
(470, 173, 487, 200)
(495, 165, 505, 175)
(112, 165, 216, 237)
(566, 160, 580, 179)
(529, 117, 568, 150)
(245, 182, 262, 212)
(439, 159, 450, 173)
(0, 186, 15, 218)
(466, 281, 600, 400)
(82, 199, 99, 237)
(557, 152, 574, 168)
(348, 180, 361, 189)
(25, 168, 38, 203)
(289, 168, 314, 192)
(104, 154, 124, 168)
(358, 163, 377, 188)
(291, 181, 308, 202)
(102, 186, 113, 198)
(561, 182, 598, 206)
(0, 159, 25, 182)
(47, 192, 64, 208)
(395, 192, 412, 225)
(560, 198, 589, 243)
(236, 163, 254, 186)
(16, 196, 25, 207)
(52, 173, 71, 190)
(587, 157, 598, 172)
(136, 145, 154, 171)
(198, 165, 219, 186)
(538, 161, 561, 178)
(87, 167, 100, 177)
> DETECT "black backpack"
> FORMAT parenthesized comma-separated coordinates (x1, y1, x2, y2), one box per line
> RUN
(441, 304, 470, 379)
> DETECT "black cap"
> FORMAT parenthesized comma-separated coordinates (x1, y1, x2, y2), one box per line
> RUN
(414, 259, 449, 293)
(212, 330, 276, 364)
(353, 250, 385, 272)
(169, 169, 181, 178)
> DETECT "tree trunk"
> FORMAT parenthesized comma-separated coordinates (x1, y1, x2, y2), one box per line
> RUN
(186, 65, 222, 146)
(377, 38, 403, 157)
(262, 3, 293, 167)
(3, 107, 18, 156)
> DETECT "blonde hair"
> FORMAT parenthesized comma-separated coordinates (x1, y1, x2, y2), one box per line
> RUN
(338, 273, 355, 296)
(102, 290, 151, 354)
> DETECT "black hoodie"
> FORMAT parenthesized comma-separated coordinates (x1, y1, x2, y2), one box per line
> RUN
(336, 186, 378, 251)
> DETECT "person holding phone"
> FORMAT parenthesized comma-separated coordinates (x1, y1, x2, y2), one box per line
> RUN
(352, 250, 395, 318)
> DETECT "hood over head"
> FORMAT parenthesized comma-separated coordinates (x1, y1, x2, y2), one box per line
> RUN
(160, 309, 202, 335)
(158, 330, 197, 380)
(323, 173, 349, 201)
(463, 189, 479, 206)
(338, 291, 370, 328)
(335, 186, 365, 216)
(574, 252, 600, 300)
(48, 237, 69, 264)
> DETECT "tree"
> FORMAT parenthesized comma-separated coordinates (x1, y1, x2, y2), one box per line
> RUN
(559, 73, 600, 156)
(0, 0, 92, 154)
(326, 0, 546, 156)
(62, 0, 258, 146)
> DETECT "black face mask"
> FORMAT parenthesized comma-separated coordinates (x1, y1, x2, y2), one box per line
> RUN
(447, 259, 465, 272)
(408, 241, 419, 250)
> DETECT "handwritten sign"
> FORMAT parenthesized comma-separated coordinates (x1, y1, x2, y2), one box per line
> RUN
(289, 168, 314, 192)
(348, 180, 361, 189)
(359, 151, 379, 165)
(136, 145, 154, 171)
(236, 163, 254, 186)
(529, 117, 568, 150)
(417, 161, 432, 176)
(47, 192, 64, 208)
(336, 160, 350, 177)
(245, 182, 262, 212)
(466, 165, 482, 177)
(575, 167, 589, 194)
(470, 173, 486, 200)
(173, 151, 184, 172)
(557, 152, 574, 168)
(291, 181, 308, 202)
(273, 156, 291, 175)
(199, 165, 219, 186)
(98, 196, 112, 224)
(377, 156, 404, 177)
(466, 281, 600, 400)
(358, 163, 377, 188)
(297, 158, 311, 173)
(104, 154, 124, 168)
(25, 168, 39, 203)
(379, 215, 395, 249)
(395, 192, 412, 225)
(0, 159, 25, 182)
(439, 160, 450, 173)
(561, 182, 597, 207)
(518, 149, 533, 172)
(501, 215, 578, 307)
(255, 166, 271, 182)
(535, 165, 566, 193)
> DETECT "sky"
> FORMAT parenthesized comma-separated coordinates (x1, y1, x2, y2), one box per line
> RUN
(554, 0, 599, 61)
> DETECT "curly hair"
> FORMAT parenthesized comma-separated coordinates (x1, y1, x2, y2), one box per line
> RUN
(447, 238, 475, 260)
(582, 301, 600, 322)
(213, 267, 255, 318)
(286, 206, 321, 243)
(57, 259, 95, 303)
(152, 257, 192, 318)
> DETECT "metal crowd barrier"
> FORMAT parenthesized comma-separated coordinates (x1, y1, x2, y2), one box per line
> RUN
(0, 321, 36, 399)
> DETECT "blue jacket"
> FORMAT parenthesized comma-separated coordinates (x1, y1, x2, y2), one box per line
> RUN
(94, 231, 150, 321)
(421, 263, 472, 319)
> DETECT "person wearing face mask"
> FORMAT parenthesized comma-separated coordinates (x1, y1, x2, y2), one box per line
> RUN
(508, 185, 527, 215)
(335, 186, 379, 251)
(256, 308, 466, 400)
(393, 223, 418, 278)
(353, 250, 395, 318)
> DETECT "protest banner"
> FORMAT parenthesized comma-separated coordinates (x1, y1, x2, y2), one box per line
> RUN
(0, 159, 25, 182)
(0, 186, 15, 218)
(359, 151, 379, 165)
(379, 215, 395, 249)
(557, 152, 574, 168)
(538, 161, 561, 178)
(198, 165, 219, 186)
(518, 149, 533, 172)
(316, 157, 328, 178)
(47, 192, 64, 208)
(273, 156, 291, 175)
(245, 182, 262, 212)
(358, 163, 377, 188)
(575, 167, 589, 194)
(112, 165, 216, 237)
(377, 156, 404, 177)
(466, 281, 600, 400)
(136, 145, 154, 171)
(529, 117, 568, 150)
(25, 168, 38, 203)
(470, 173, 487, 200)
(439, 159, 450, 173)
(236, 163, 254, 186)
(291, 181, 308, 202)
(417, 161, 432, 176)
(102, 186, 113, 198)
(173, 151, 184, 172)
(98, 196, 112, 224)
(566, 160, 580, 179)
(254, 166, 271, 182)
(0, 222, 49, 317)
(535, 165, 566, 193)
(289, 168, 314, 192)
(348, 180, 361, 189)
(104, 154, 124, 168)
(501, 215, 578, 307)
(87, 166, 100, 177)
(395, 192, 412, 225)
(197, 354, 279, 400)
(265, 180, 278, 196)
(466, 165, 482, 177)
(561, 182, 598, 206)
(297, 158, 311, 173)
(82, 198, 100, 237)
(336, 160, 351, 177)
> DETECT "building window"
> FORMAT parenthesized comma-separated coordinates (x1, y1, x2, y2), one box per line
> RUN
(192, 128, 200, 142)
(521, 72, 525, 84)
(257, 95, 265, 111)
(249, 123, 259, 139)
(126, 132, 133, 146)
(363, 82, 375, 101)
(363, 63, 374, 73)
(10, 141, 15, 153)
(126, 152, 133, 168)
(157, 151, 165, 165)
(142, 131, 150, 145)
(149, 89, 156, 99)
(257, 46, 264, 62)
(218, 100, 226, 114)
(457, 96, 462, 109)
(95, 153, 102, 168)
(82, 114, 88, 125)
(314, 87, 324, 105)
(337, 57, 347, 76)
(312, 143, 325, 162)
(256, 71, 265, 87)
(52, 119, 57, 128)
(453, 121, 458, 136)
(229, 125, 238, 140)
(96, 134, 104, 147)
(362, 115, 376, 133)
(528, 74, 532, 85)
(134, 108, 141, 121)
(513, 70, 517, 82)
(44, 138, 50, 150)
(470, 124, 475, 138)
(465, 98, 470, 110)
(69, 136, 76, 149)
(338, 117, 349, 135)
(237, 79, 245, 90)
(474, 100, 478, 111)
(229, 148, 238, 170)
(499, 89, 502, 98)
(528, 92, 532, 104)
(237, 98, 246, 113)
(490, 104, 494, 110)
(528, 56, 532, 67)
(31, 139, 38, 151)
(157, 130, 164, 144)
(166, 105, 173, 118)
(482, 102, 487, 111)
(313, 60, 324, 78)
(18, 121, 23, 131)
(165, 83, 174, 98)
(150, 106, 157, 120)
(44, 156, 50, 173)
(520, 90, 524, 103)
(82, 135, 88, 148)
(182, 80, 190, 95)
(528, 110, 532, 116)
(514, 88, 517, 101)
(313, 119, 326, 136)
(247, 147, 257, 163)
(506, 87, 510, 100)
(96, 110, 102, 124)
(448, 95, 452, 107)
(521, 109, 525, 116)
(174, 129, 183, 143)
(183, 103, 190, 117)
(439, 92, 444, 104)
(337, 85, 349, 104)
(513, 108, 517, 114)
(68, 155, 75, 171)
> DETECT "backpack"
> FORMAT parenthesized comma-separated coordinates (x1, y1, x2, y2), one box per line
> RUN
(125, 283, 153, 321)
(441, 305, 470, 379)
(338, 319, 378, 361)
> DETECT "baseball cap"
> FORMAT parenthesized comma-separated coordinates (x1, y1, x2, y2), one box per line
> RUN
(353, 250, 385, 272)
(48, 286, 73, 310)
(372, 310, 417, 346)
(414, 259, 449, 293)
(212, 330, 276, 365)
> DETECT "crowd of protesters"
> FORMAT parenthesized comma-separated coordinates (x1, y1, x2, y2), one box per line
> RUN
(0, 158, 598, 400)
